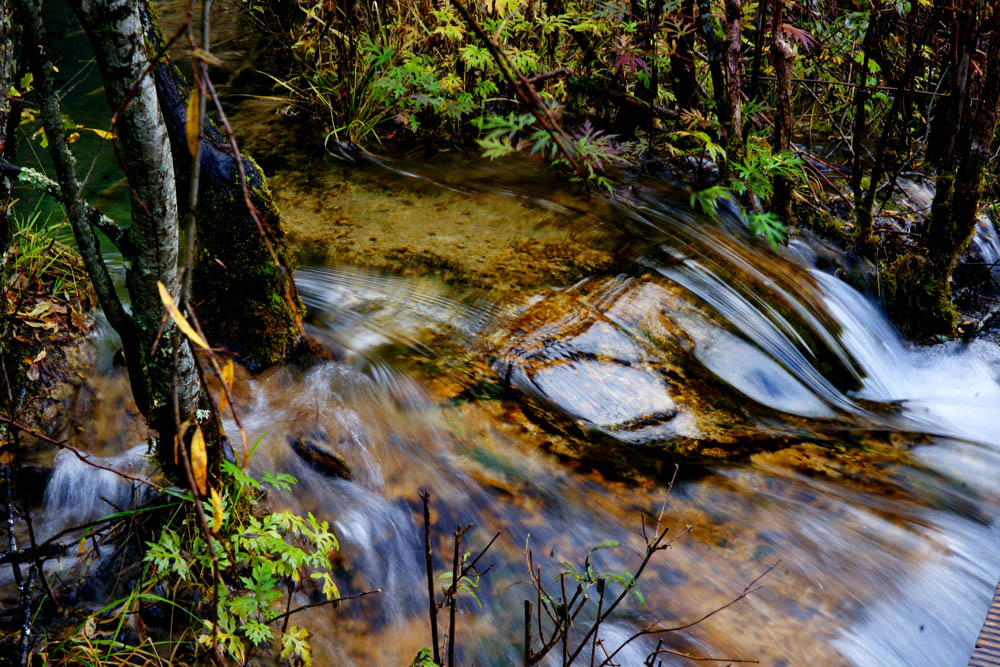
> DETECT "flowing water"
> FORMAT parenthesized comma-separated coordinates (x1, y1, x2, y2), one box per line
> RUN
(8, 4, 999, 663)
(26, 149, 1000, 666)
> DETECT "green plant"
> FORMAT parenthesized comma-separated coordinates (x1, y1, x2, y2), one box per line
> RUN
(49, 456, 347, 665)
(556, 539, 646, 609)
(728, 138, 804, 206)
(438, 548, 485, 609)
(142, 462, 341, 664)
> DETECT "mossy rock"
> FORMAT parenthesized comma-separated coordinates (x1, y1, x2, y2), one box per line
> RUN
(794, 203, 853, 247)
(883, 253, 957, 337)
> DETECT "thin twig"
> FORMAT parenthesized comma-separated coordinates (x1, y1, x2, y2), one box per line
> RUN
(447, 523, 471, 667)
(0, 417, 162, 490)
(598, 562, 777, 667)
(523, 599, 533, 666)
(261, 589, 381, 625)
(421, 490, 441, 666)
(647, 647, 759, 663)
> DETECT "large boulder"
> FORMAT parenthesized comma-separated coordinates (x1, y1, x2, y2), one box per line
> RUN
(482, 272, 843, 457)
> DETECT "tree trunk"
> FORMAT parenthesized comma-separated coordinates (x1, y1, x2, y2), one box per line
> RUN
(16, 0, 224, 482)
(697, 0, 730, 142)
(69, 0, 211, 458)
(745, 0, 767, 103)
(723, 0, 744, 168)
(894, 7, 998, 336)
(0, 1, 19, 254)
(922, 10, 999, 272)
(671, 0, 698, 111)
(770, 0, 794, 223)
(138, 0, 304, 372)
(925, 0, 972, 169)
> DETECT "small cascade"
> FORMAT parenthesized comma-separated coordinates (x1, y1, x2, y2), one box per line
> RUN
(969, 215, 1000, 289)
(41, 445, 154, 535)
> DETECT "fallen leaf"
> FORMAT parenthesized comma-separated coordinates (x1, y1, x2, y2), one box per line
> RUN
(218, 359, 235, 414)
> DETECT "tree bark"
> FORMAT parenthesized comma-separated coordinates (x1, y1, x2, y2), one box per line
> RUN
(723, 0, 744, 168)
(925, 0, 970, 168)
(922, 11, 999, 275)
(745, 0, 767, 103)
(697, 0, 729, 138)
(0, 1, 19, 254)
(671, 0, 698, 111)
(16, 0, 138, 369)
(68, 0, 210, 460)
(770, 0, 794, 223)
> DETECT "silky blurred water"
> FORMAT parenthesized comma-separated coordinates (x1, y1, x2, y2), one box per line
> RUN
(30, 145, 1000, 666)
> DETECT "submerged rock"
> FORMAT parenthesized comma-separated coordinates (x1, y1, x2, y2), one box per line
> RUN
(288, 435, 353, 480)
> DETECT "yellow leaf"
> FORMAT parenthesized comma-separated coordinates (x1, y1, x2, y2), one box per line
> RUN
(157, 281, 209, 349)
(222, 358, 234, 389)
(219, 358, 235, 414)
(210, 487, 222, 533)
(190, 47, 226, 68)
(86, 127, 115, 140)
(186, 88, 201, 157)
(190, 424, 208, 496)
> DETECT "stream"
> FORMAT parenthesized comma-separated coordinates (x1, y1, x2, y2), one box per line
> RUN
(14, 11, 1000, 661)
(30, 151, 1000, 666)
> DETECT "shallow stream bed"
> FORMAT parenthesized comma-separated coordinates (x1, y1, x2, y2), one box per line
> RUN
(34, 144, 1000, 665)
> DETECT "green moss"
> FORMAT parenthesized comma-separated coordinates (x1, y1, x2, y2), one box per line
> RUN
(191, 167, 301, 371)
(794, 204, 852, 246)
(883, 254, 956, 337)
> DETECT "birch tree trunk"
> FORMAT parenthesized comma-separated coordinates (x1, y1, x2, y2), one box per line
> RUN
(69, 0, 211, 453)
(17, 0, 221, 481)
(137, 0, 303, 371)
(0, 2, 19, 253)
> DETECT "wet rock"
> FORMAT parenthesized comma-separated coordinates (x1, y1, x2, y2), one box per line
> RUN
(486, 275, 729, 448)
(483, 271, 851, 459)
(288, 436, 352, 480)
